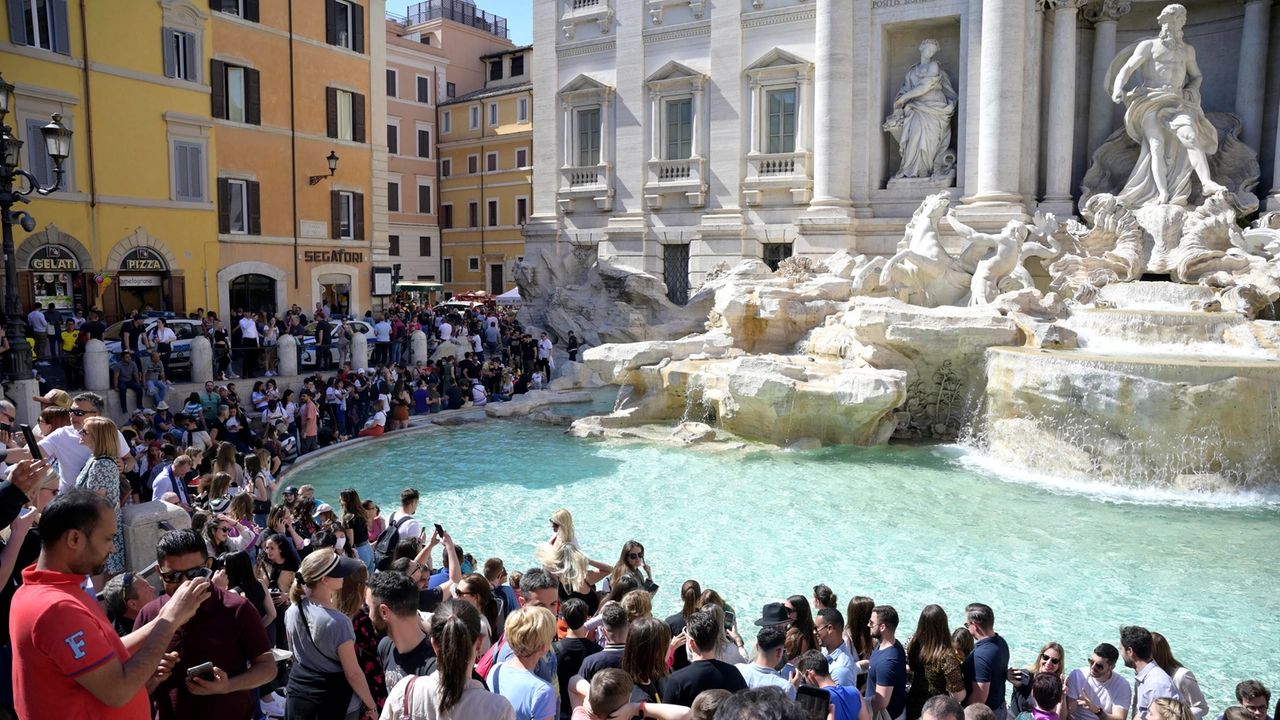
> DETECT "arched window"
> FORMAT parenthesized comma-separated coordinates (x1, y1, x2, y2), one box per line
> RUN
(229, 274, 277, 315)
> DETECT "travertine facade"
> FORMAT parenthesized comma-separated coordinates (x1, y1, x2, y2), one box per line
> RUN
(526, 0, 1280, 295)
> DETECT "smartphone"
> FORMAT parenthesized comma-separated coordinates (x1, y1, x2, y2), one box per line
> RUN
(434, 523, 444, 536)
(186, 661, 216, 681)
(18, 507, 35, 519)
(723, 610, 735, 628)
(795, 684, 830, 720)
(19, 424, 40, 460)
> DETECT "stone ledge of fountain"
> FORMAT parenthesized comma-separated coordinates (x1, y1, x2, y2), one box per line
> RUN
(484, 389, 595, 418)
(978, 346, 1280, 486)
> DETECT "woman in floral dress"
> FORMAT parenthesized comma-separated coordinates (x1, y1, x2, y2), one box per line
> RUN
(76, 416, 126, 576)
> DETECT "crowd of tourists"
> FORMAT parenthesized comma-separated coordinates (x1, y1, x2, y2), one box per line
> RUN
(0, 437, 1274, 720)
(22, 298, 584, 404)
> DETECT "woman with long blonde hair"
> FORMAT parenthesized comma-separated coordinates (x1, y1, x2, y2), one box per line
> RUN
(533, 542, 610, 617)
(75, 417, 125, 578)
(547, 508, 577, 548)
(1010, 641, 1067, 719)
(212, 441, 244, 488)
(284, 550, 378, 720)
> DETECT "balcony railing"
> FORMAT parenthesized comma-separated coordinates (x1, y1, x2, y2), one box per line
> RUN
(572, 0, 600, 9)
(563, 165, 608, 189)
(743, 151, 811, 205)
(404, 0, 509, 39)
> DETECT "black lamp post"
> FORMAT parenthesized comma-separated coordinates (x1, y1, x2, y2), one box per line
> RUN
(0, 71, 74, 380)
(308, 150, 340, 186)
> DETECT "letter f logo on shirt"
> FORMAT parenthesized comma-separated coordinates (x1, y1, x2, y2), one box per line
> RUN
(64, 631, 87, 659)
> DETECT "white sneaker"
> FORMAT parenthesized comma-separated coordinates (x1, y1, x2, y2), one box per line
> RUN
(260, 694, 286, 717)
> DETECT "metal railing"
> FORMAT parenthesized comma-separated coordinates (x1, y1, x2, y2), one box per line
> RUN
(404, 0, 509, 38)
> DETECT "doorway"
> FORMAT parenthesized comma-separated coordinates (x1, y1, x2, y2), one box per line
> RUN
(489, 263, 504, 295)
(229, 274, 277, 315)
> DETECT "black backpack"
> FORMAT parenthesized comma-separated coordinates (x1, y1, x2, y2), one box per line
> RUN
(373, 513, 413, 570)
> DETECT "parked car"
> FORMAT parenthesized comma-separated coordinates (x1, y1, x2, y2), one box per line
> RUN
(103, 318, 203, 377)
(299, 319, 371, 367)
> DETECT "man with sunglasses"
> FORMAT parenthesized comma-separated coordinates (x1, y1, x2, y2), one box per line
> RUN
(13, 392, 135, 492)
(962, 603, 1010, 719)
(11, 490, 210, 720)
(133, 529, 275, 720)
(1067, 644, 1131, 720)
(103, 571, 158, 637)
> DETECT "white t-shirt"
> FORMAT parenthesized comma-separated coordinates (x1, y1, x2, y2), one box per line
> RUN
(239, 317, 259, 339)
(537, 339, 552, 359)
(439, 322, 453, 341)
(40, 425, 131, 492)
(152, 327, 177, 345)
(471, 385, 487, 406)
(388, 510, 421, 540)
(366, 410, 386, 428)
(1067, 668, 1133, 720)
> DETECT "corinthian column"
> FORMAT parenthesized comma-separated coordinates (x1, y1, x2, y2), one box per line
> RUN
(806, 0, 854, 214)
(970, 0, 1028, 207)
(1085, 0, 1130, 158)
(1043, 0, 1084, 214)
(1236, 0, 1271, 152)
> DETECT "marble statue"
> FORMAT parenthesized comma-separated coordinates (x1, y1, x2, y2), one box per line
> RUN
(877, 192, 973, 307)
(945, 211, 1061, 305)
(1108, 3, 1227, 207)
(883, 39, 958, 185)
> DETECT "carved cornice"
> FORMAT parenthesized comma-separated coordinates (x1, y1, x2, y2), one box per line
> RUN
(1041, 0, 1085, 12)
(1083, 0, 1130, 24)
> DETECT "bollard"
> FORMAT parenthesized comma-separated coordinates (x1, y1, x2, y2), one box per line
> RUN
(351, 332, 368, 370)
(189, 335, 213, 384)
(410, 330, 427, 365)
(85, 338, 110, 390)
(277, 334, 298, 377)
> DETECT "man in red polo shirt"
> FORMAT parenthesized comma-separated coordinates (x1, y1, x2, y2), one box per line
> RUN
(10, 489, 209, 719)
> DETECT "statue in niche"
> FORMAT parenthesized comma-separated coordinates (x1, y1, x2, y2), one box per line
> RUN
(1108, 3, 1227, 207)
(883, 39, 958, 186)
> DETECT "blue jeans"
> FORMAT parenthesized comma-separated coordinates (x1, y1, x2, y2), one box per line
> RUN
(354, 542, 374, 572)
(146, 379, 167, 407)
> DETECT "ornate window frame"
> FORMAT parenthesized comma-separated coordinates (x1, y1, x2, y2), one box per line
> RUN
(742, 48, 814, 206)
(557, 74, 615, 213)
(646, 0, 706, 25)
(560, 0, 614, 40)
(643, 61, 708, 209)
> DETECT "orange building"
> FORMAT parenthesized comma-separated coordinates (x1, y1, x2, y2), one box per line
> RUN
(210, 0, 388, 317)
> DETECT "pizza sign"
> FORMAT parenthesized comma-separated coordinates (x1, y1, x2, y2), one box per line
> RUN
(121, 247, 167, 272)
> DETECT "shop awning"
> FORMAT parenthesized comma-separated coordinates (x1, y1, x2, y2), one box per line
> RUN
(496, 287, 522, 305)
(396, 281, 443, 291)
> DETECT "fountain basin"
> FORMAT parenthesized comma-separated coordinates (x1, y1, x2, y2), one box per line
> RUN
(979, 347, 1280, 487)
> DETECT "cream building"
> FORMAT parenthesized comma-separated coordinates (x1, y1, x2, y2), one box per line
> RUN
(526, 0, 1280, 300)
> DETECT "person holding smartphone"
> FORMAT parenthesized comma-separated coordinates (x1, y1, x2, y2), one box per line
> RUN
(133, 528, 276, 720)
(793, 650, 869, 720)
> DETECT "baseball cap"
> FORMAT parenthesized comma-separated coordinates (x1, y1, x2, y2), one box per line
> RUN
(34, 389, 72, 409)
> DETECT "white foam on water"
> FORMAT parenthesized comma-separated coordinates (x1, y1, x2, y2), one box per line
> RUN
(944, 443, 1280, 510)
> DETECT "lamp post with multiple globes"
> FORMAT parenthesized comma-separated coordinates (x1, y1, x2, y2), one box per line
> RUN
(0, 71, 73, 380)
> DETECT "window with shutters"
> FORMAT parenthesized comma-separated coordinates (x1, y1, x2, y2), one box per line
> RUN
(766, 89, 796, 154)
(227, 179, 248, 233)
(387, 181, 399, 212)
(163, 29, 197, 82)
(577, 108, 601, 167)
(440, 204, 453, 229)
(442, 258, 453, 283)
(469, 106, 480, 130)
(325, 88, 366, 142)
(388, 234, 400, 256)
(337, 90, 353, 140)
(441, 158, 452, 177)
(511, 54, 524, 77)
(488, 102, 498, 127)
(516, 197, 528, 226)
(515, 147, 528, 168)
(332, 0, 354, 49)
(442, 111, 451, 134)
(22, 118, 58, 190)
(419, 236, 432, 256)
(416, 76, 431, 104)
(173, 141, 204, 202)
(10, 0, 70, 54)
(489, 60, 503, 82)
(387, 122, 398, 154)
(517, 97, 528, 123)
(335, 191, 355, 239)
(417, 129, 430, 158)
(467, 201, 478, 228)
(386, 68, 397, 98)
(417, 184, 432, 214)
(210, 61, 260, 125)
(227, 67, 246, 123)
(486, 152, 497, 172)
(467, 155, 478, 175)
(218, 0, 259, 20)
(487, 199, 498, 227)
(446, 82, 456, 98)
(666, 99, 692, 160)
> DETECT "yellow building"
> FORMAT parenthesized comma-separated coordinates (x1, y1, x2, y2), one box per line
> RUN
(1, 0, 218, 321)
(437, 45, 530, 296)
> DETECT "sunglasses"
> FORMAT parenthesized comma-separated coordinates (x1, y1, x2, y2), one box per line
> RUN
(628, 552, 643, 560)
(214, 525, 230, 533)
(71, 408, 97, 417)
(1042, 654, 1061, 665)
(1090, 661, 1108, 670)
(159, 566, 212, 584)
(550, 522, 559, 529)
(119, 572, 135, 603)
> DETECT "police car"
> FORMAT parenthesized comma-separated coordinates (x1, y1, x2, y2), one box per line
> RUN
(298, 319, 371, 367)
(103, 318, 203, 377)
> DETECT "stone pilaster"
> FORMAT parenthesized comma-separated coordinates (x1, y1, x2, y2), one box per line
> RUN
(1236, 0, 1272, 152)
(1043, 0, 1085, 215)
(1084, 0, 1130, 158)
(968, 0, 1028, 212)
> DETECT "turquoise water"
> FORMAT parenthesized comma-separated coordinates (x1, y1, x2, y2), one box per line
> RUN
(296, 416, 1280, 712)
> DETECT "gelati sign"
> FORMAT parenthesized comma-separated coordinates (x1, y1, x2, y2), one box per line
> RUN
(120, 247, 167, 272)
(28, 245, 79, 272)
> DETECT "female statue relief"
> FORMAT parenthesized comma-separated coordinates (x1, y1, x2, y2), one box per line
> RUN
(884, 39, 958, 182)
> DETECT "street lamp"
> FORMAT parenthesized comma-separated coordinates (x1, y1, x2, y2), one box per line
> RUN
(309, 150, 340, 186)
(0, 71, 73, 380)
